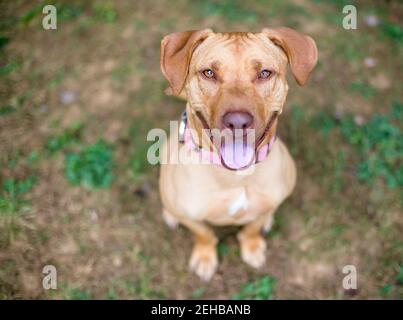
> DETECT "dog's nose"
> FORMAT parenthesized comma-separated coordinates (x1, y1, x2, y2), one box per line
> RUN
(222, 112, 253, 131)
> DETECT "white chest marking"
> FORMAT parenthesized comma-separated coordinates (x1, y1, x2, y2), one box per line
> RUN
(228, 190, 249, 216)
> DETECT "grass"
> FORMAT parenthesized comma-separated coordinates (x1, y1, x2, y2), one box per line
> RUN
(0, 36, 10, 50)
(45, 122, 83, 153)
(380, 21, 403, 45)
(191, 287, 206, 299)
(93, 2, 117, 23)
(232, 276, 276, 300)
(0, 175, 37, 246)
(49, 67, 66, 88)
(0, 176, 36, 217)
(217, 243, 229, 258)
(379, 265, 403, 298)
(105, 287, 119, 300)
(310, 103, 402, 189)
(58, 3, 83, 22)
(379, 283, 393, 297)
(129, 121, 154, 178)
(0, 91, 31, 120)
(349, 81, 376, 99)
(26, 151, 40, 165)
(310, 110, 337, 136)
(19, 2, 44, 26)
(0, 60, 22, 77)
(111, 64, 132, 83)
(114, 276, 166, 299)
(397, 265, 403, 285)
(194, 0, 257, 23)
(64, 140, 114, 189)
(62, 287, 92, 300)
(339, 109, 402, 189)
(0, 105, 16, 116)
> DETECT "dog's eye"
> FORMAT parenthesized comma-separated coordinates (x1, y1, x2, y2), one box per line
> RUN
(259, 69, 272, 79)
(202, 69, 215, 79)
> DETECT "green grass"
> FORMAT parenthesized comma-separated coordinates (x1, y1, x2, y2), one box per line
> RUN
(0, 60, 22, 77)
(310, 103, 402, 189)
(217, 243, 229, 258)
(265, 0, 310, 26)
(339, 109, 402, 189)
(64, 140, 114, 189)
(0, 175, 37, 246)
(115, 276, 166, 299)
(58, 3, 83, 22)
(381, 21, 403, 45)
(63, 287, 92, 300)
(45, 122, 83, 153)
(193, 0, 257, 23)
(379, 283, 393, 297)
(232, 276, 276, 300)
(0, 36, 10, 50)
(131, 143, 151, 177)
(0, 176, 36, 217)
(49, 67, 66, 88)
(349, 81, 376, 99)
(105, 287, 119, 300)
(191, 287, 206, 299)
(0, 105, 16, 116)
(397, 265, 403, 285)
(0, 93, 29, 117)
(26, 151, 40, 165)
(129, 121, 154, 177)
(93, 2, 117, 23)
(312, 0, 352, 7)
(378, 264, 403, 299)
(330, 151, 346, 192)
(310, 110, 337, 136)
(19, 2, 44, 26)
(111, 64, 132, 83)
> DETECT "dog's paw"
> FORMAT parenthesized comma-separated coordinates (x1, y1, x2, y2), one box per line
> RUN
(238, 235, 267, 269)
(162, 210, 179, 229)
(189, 244, 218, 282)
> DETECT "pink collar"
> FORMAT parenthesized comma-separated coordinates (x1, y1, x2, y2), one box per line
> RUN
(179, 111, 277, 169)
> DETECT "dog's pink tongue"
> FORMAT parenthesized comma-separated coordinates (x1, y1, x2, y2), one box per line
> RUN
(220, 139, 255, 170)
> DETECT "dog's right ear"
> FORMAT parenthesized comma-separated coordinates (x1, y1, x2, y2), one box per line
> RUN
(160, 29, 212, 96)
(261, 27, 318, 86)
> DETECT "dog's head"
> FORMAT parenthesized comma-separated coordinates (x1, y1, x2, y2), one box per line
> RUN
(161, 28, 317, 170)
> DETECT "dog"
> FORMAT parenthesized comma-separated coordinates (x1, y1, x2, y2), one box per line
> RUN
(159, 28, 317, 281)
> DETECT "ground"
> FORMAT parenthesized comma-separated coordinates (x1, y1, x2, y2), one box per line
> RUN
(0, 0, 402, 299)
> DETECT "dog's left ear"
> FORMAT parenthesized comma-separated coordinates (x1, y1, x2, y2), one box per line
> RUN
(160, 29, 212, 95)
(261, 27, 318, 86)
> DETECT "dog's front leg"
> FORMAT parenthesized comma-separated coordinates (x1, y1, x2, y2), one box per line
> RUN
(237, 210, 275, 269)
(180, 218, 218, 282)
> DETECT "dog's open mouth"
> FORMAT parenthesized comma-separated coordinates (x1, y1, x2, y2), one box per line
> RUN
(196, 111, 278, 170)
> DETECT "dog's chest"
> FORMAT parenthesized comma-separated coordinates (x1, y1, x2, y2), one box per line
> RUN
(227, 189, 249, 216)
(181, 187, 274, 225)
(200, 186, 271, 225)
